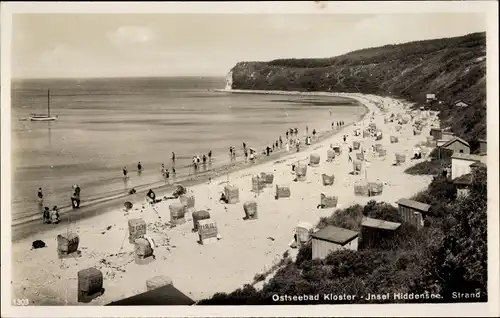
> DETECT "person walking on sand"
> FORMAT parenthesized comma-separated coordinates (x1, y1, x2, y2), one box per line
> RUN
(343, 135, 347, 143)
(37, 187, 43, 206)
(50, 206, 60, 224)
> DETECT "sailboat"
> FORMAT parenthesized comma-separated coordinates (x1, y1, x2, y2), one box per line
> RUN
(30, 90, 58, 121)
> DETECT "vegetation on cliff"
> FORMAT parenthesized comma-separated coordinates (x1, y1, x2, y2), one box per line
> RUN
(230, 32, 486, 146)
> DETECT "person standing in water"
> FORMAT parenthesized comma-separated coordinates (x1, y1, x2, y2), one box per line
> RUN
(71, 184, 81, 209)
(208, 150, 212, 161)
(172, 152, 176, 162)
(306, 126, 309, 135)
(50, 206, 60, 224)
(123, 167, 128, 177)
(137, 161, 142, 173)
(172, 167, 176, 176)
(203, 154, 207, 165)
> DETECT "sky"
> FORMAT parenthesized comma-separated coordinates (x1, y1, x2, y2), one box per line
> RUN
(11, 13, 487, 79)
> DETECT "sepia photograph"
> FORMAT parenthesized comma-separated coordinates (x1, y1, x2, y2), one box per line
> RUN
(1, 1, 499, 317)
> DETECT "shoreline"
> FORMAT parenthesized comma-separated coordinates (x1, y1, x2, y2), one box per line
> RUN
(11, 90, 368, 242)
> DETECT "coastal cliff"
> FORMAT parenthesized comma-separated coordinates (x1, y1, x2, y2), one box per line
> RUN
(228, 32, 486, 145)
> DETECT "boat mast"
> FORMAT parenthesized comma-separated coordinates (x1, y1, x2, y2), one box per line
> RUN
(47, 90, 51, 117)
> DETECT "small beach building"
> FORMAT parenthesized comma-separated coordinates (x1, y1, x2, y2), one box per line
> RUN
(106, 284, 195, 306)
(454, 100, 469, 108)
(426, 94, 436, 103)
(451, 153, 485, 180)
(310, 226, 359, 260)
(441, 137, 470, 155)
(452, 173, 473, 197)
(360, 217, 401, 248)
(395, 198, 431, 230)
(478, 138, 487, 154)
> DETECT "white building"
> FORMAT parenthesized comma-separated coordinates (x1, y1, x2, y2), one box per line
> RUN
(310, 226, 359, 260)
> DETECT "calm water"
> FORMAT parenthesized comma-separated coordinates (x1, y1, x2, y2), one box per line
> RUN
(11, 77, 365, 223)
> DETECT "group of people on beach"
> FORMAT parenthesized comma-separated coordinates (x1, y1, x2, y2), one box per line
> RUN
(192, 150, 212, 173)
(37, 185, 81, 224)
(332, 121, 345, 129)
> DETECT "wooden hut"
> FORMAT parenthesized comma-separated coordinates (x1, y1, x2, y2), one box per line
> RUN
(395, 198, 431, 230)
(260, 172, 274, 187)
(327, 149, 335, 162)
(295, 222, 313, 248)
(352, 141, 361, 150)
(134, 237, 155, 265)
(223, 184, 240, 204)
(354, 183, 369, 196)
(295, 164, 307, 181)
(320, 193, 338, 208)
(169, 202, 186, 225)
(331, 144, 342, 156)
(57, 232, 81, 258)
(367, 182, 384, 196)
(352, 160, 362, 175)
(311, 226, 359, 260)
(321, 173, 334, 186)
(251, 175, 266, 192)
(77, 268, 104, 303)
(198, 219, 219, 245)
(243, 201, 258, 220)
(361, 217, 401, 248)
(128, 218, 147, 244)
(395, 153, 406, 165)
(146, 275, 173, 292)
(192, 210, 210, 232)
(179, 191, 195, 213)
(309, 153, 320, 167)
(275, 185, 291, 199)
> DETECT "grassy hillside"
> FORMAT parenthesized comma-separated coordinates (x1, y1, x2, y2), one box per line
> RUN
(230, 32, 487, 147)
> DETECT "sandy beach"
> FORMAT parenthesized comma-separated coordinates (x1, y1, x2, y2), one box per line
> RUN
(11, 92, 438, 305)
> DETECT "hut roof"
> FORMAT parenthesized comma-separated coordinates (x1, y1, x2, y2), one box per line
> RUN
(452, 173, 474, 186)
(470, 161, 487, 169)
(442, 137, 470, 148)
(430, 128, 442, 132)
(106, 284, 195, 306)
(198, 219, 216, 227)
(297, 221, 313, 230)
(311, 226, 358, 246)
(361, 217, 401, 231)
(395, 198, 431, 213)
(451, 153, 483, 162)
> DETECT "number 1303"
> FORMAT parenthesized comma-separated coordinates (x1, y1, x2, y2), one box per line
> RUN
(13, 298, 30, 306)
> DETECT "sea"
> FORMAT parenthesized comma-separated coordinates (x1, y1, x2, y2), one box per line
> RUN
(10, 76, 366, 224)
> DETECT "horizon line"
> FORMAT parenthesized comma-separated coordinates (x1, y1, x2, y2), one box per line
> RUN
(11, 75, 228, 81)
